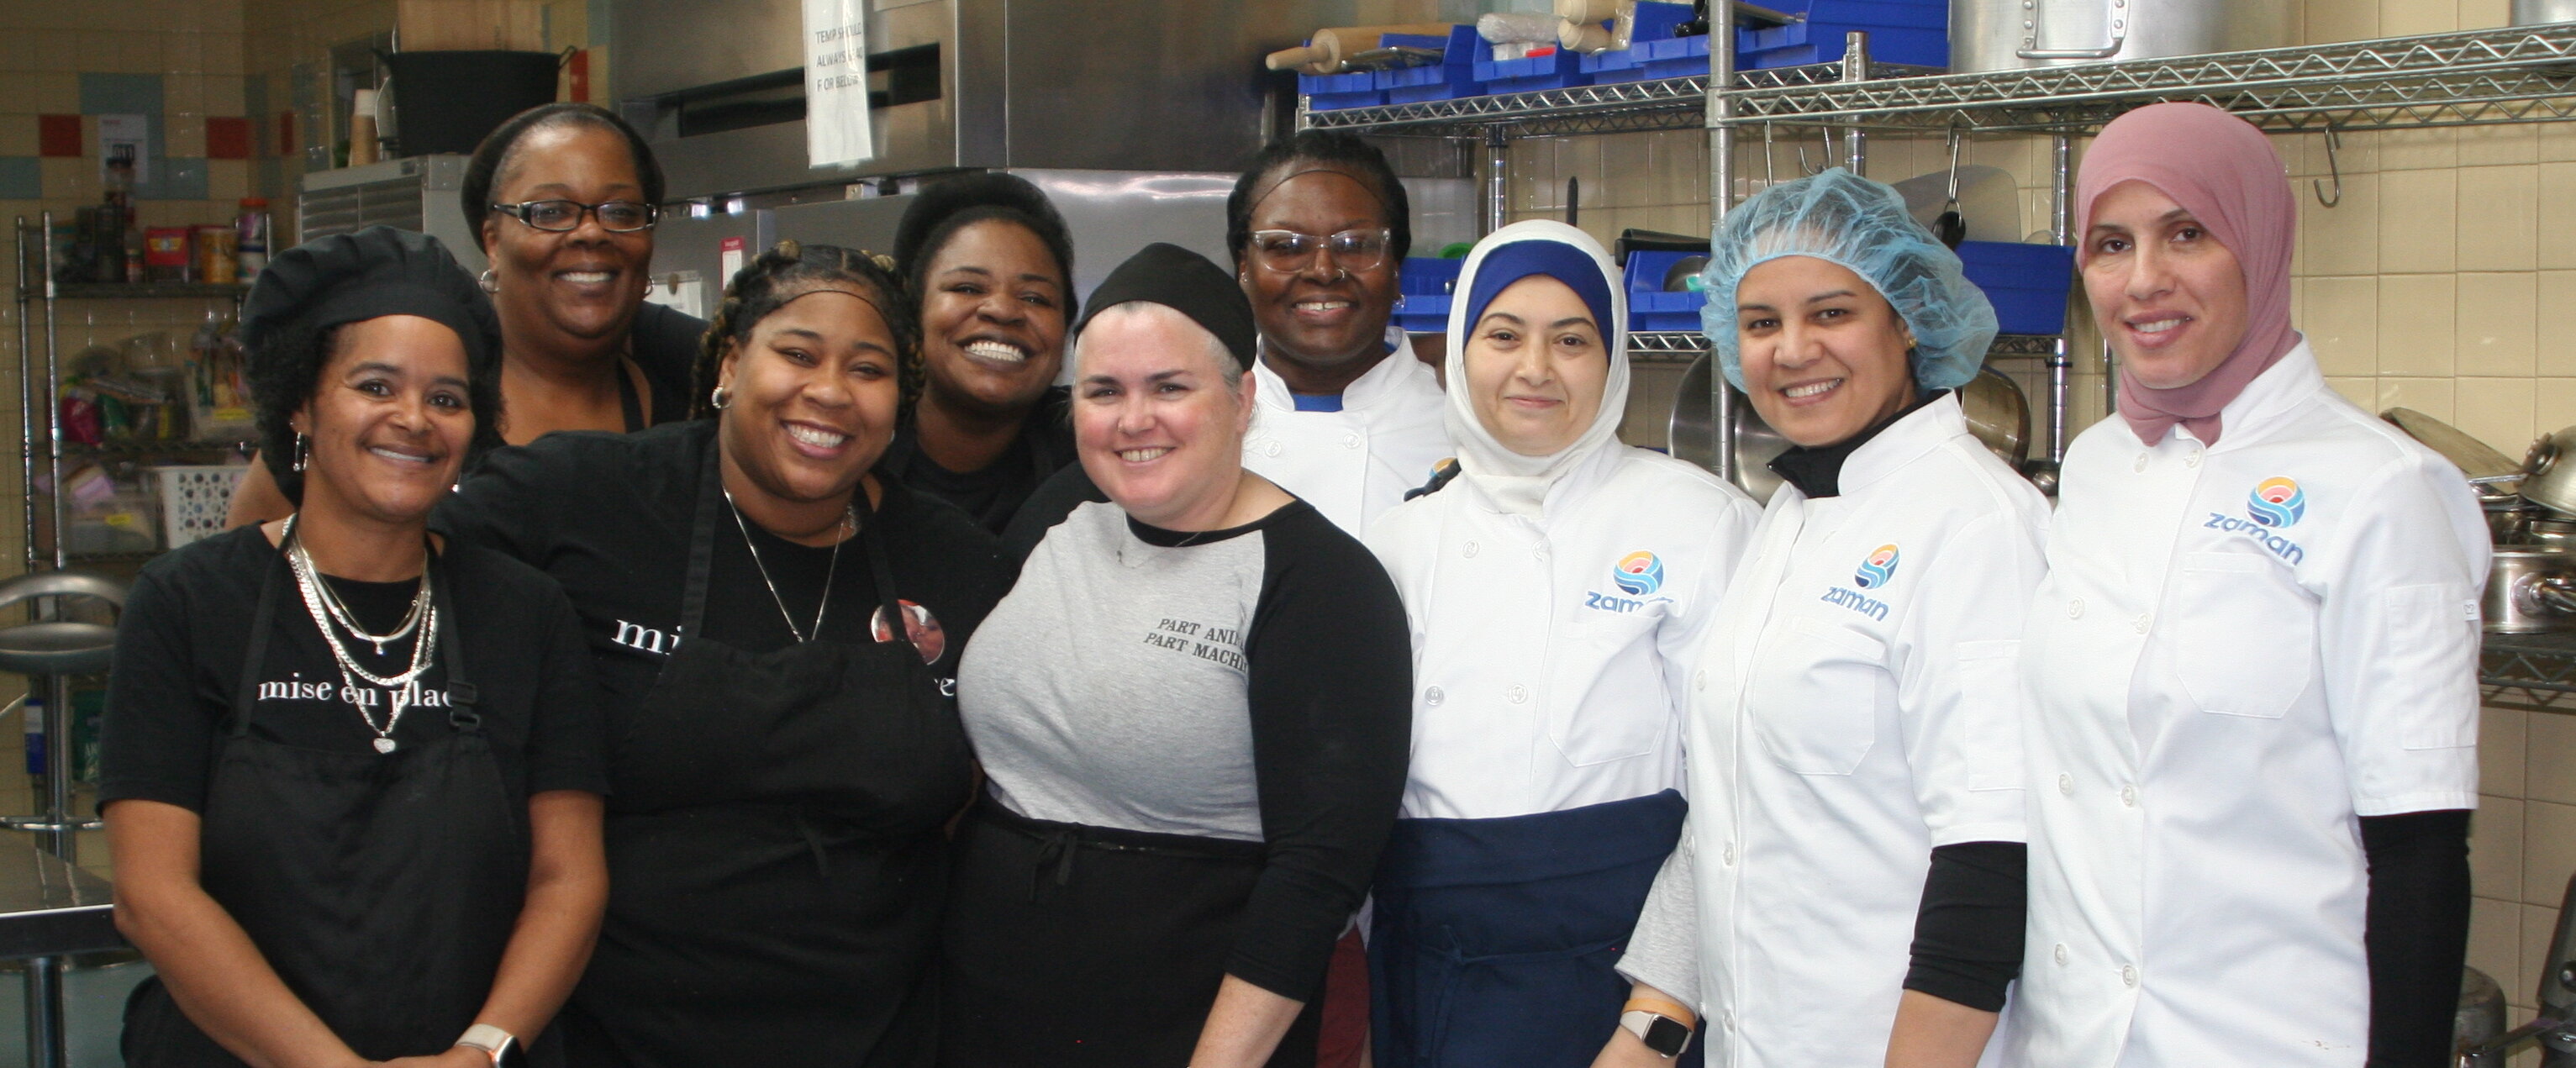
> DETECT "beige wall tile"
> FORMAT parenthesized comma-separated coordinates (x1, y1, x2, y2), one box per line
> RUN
(2378, 273, 2457, 375)
(2457, 376, 2538, 453)
(2526, 800, 2576, 905)
(1596, 134, 1654, 210)
(2380, 169, 2457, 273)
(2543, 124, 2576, 164)
(2540, 276, 2576, 376)
(2462, 123, 2541, 167)
(2473, 895, 2524, 1002)
(2308, 0, 2382, 41)
(2541, 166, 2576, 271)
(0, 116, 33, 159)
(2381, 0, 2460, 36)
(2377, 376, 2457, 419)
(2459, 166, 2538, 272)
(2379, 128, 2459, 171)
(2306, 276, 2379, 376)
(2525, 902, 2564, 998)
(2462, 0, 2515, 29)
(163, 113, 206, 159)
(2327, 375, 2377, 408)
(2302, 172, 2377, 276)
(2527, 711, 2576, 805)
(2460, 273, 2539, 377)
(2478, 797, 2526, 898)
(2537, 378, 2576, 433)
(208, 160, 248, 203)
(2489, 705, 2531, 797)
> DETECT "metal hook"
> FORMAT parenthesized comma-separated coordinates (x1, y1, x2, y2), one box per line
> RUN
(1763, 124, 1778, 187)
(1794, 125, 1834, 176)
(1944, 128, 1964, 207)
(2312, 128, 2342, 208)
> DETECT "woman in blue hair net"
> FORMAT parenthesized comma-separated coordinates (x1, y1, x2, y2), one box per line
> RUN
(1594, 168, 2051, 1068)
(1362, 220, 1760, 1067)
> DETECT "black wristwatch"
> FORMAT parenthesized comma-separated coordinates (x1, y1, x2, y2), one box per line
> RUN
(1620, 1008, 1694, 1059)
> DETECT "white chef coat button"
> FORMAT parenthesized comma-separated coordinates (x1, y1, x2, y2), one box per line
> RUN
(2133, 452, 2149, 472)
(1341, 433, 1361, 450)
(2185, 448, 2204, 468)
(1720, 1012, 1735, 1032)
(2053, 944, 2069, 965)
(1263, 441, 1283, 457)
(1425, 687, 1444, 706)
(1721, 843, 1737, 865)
(1507, 683, 1529, 704)
(1694, 670, 1708, 692)
(2120, 784, 2139, 808)
(1462, 540, 1479, 558)
(2132, 613, 2151, 634)
(2068, 597, 2085, 619)
(2057, 773, 2073, 796)
(2122, 964, 2139, 987)
(1534, 544, 1549, 560)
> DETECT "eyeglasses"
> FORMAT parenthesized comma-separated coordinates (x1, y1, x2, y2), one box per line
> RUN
(1247, 229, 1392, 275)
(489, 199, 661, 234)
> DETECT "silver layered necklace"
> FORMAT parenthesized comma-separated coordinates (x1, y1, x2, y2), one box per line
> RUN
(724, 488, 855, 644)
(282, 515, 438, 754)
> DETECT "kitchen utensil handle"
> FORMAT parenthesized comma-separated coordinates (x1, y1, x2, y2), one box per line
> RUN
(2533, 575, 2576, 614)
(2017, 0, 2128, 60)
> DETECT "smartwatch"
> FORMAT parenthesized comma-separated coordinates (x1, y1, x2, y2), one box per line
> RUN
(456, 1023, 527, 1068)
(1620, 1005, 1695, 1060)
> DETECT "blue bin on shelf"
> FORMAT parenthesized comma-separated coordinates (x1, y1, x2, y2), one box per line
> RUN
(1399, 256, 1464, 297)
(1577, 2, 1699, 82)
(1739, 16, 1948, 69)
(1957, 241, 2076, 335)
(1393, 292, 1454, 334)
(1475, 47, 1589, 93)
(1377, 25, 1486, 103)
(1300, 68, 1383, 110)
(1623, 250, 1704, 294)
(1637, 35, 1715, 79)
(1630, 290, 1704, 331)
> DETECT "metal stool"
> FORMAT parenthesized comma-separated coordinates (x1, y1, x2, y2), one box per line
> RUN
(0, 571, 124, 1068)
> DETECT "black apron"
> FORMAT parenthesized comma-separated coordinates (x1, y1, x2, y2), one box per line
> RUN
(563, 451, 968, 1068)
(939, 795, 1325, 1068)
(124, 545, 536, 1067)
(1368, 790, 1694, 1068)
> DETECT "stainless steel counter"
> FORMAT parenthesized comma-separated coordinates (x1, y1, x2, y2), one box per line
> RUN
(0, 844, 116, 961)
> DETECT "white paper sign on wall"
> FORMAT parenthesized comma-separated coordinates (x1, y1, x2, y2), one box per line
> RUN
(803, 0, 875, 169)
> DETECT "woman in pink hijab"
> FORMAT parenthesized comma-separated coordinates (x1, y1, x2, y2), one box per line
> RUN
(2012, 103, 2487, 1068)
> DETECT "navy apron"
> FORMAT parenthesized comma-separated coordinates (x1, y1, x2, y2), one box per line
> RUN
(123, 542, 543, 1066)
(561, 449, 968, 1068)
(1368, 789, 1694, 1068)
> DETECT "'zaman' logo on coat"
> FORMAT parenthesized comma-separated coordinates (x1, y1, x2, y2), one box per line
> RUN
(2247, 476, 2306, 528)
(1854, 545, 1900, 589)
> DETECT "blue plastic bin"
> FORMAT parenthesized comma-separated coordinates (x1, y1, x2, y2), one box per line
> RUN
(1399, 256, 1464, 297)
(1623, 250, 1704, 293)
(1637, 35, 1715, 79)
(1393, 292, 1454, 334)
(1377, 26, 1485, 103)
(1475, 48, 1589, 93)
(1739, 21, 1948, 69)
(1956, 241, 2076, 335)
(1630, 290, 1704, 331)
(1300, 68, 1383, 110)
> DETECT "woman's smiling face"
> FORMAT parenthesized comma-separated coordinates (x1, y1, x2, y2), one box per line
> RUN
(716, 288, 904, 509)
(295, 314, 477, 524)
(1733, 255, 1918, 448)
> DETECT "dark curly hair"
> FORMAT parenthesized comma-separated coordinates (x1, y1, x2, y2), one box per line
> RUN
(693, 239, 922, 419)
(461, 103, 664, 245)
(891, 172, 1078, 323)
(251, 318, 508, 505)
(1225, 130, 1412, 268)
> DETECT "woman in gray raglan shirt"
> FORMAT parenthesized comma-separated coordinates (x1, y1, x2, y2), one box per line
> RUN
(939, 243, 1414, 1068)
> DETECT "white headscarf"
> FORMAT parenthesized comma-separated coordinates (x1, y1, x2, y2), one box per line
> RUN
(1441, 220, 1631, 518)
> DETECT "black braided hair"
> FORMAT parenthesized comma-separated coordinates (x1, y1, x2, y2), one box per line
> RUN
(1225, 130, 1412, 268)
(693, 239, 922, 418)
(891, 172, 1078, 323)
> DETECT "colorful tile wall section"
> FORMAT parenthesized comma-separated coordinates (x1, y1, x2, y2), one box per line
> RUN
(0, 1, 262, 234)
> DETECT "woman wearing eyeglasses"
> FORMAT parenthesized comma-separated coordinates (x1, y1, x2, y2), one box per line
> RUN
(227, 103, 705, 526)
(1227, 130, 1451, 538)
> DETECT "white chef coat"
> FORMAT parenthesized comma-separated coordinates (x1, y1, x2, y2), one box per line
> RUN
(1364, 443, 1761, 820)
(2010, 341, 2485, 1068)
(1623, 394, 2049, 1068)
(1244, 350, 1451, 536)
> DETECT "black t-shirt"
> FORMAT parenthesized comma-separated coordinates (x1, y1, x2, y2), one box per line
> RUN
(628, 303, 708, 429)
(431, 420, 1014, 754)
(883, 387, 1078, 535)
(98, 526, 609, 813)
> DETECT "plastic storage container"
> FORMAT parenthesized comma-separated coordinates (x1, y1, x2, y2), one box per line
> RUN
(1955, 240, 2077, 336)
(150, 463, 250, 550)
(1300, 67, 1385, 110)
(1393, 256, 1464, 333)
(1737, 0, 1949, 69)
(1376, 25, 1485, 103)
(1475, 46, 1588, 93)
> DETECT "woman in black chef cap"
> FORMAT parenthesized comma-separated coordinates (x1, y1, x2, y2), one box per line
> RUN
(435, 239, 1013, 1067)
(100, 225, 610, 1068)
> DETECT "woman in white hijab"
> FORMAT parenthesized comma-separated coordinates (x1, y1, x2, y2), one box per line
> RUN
(1362, 220, 1761, 1067)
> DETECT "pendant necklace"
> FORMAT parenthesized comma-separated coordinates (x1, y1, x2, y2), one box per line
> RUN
(282, 515, 439, 753)
(724, 488, 854, 644)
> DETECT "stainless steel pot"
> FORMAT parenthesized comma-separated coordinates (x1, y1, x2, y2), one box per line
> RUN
(1667, 355, 2031, 499)
(2485, 547, 2576, 633)
(1946, 0, 2294, 72)
(2529, 517, 2576, 549)
(2515, 0, 2576, 25)
(2491, 497, 2536, 545)
(2523, 425, 2576, 516)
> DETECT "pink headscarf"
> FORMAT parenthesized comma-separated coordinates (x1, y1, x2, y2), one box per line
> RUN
(2076, 103, 2300, 446)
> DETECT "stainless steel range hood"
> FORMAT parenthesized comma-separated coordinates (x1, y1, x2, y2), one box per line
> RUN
(613, 0, 1352, 200)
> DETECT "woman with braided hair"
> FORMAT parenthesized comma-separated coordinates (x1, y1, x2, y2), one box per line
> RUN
(435, 239, 1013, 1067)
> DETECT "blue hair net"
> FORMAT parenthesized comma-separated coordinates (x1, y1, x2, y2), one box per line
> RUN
(1700, 167, 1998, 392)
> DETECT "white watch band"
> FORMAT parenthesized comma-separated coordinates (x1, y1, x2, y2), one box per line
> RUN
(456, 1023, 514, 1064)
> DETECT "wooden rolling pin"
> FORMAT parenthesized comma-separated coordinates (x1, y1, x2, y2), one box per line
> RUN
(1556, 0, 1622, 23)
(1267, 24, 1459, 75)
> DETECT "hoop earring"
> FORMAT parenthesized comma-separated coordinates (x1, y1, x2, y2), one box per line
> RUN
(478, 269, 498, 294)
(291, 433, 309, 472)
(709, 386, 732, 411)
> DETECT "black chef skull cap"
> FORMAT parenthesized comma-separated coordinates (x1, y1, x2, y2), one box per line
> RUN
(1072, 243, 1256, 373)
